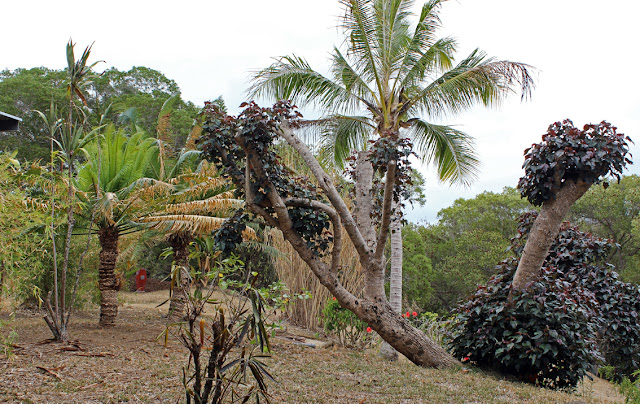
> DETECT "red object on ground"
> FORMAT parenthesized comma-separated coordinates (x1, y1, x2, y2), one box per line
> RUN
(135, 269, 147, 292)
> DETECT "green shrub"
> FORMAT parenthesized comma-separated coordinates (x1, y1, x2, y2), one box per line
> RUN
(322, 298, 373, 348)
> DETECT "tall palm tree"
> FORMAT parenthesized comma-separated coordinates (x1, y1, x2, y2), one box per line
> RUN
(250, 0, 534, 358)
(76, 125, 159, 326)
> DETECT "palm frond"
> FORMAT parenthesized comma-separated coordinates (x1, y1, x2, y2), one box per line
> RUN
(330, 47, 376, 106)
(396, 0, 447, 85)
(408, 118, 478, 185)
(165, 197, 244, 215)
(138, 215, 255, 239)
(249, 55, 361, 112)
(316, 115, 375, 168)
(339, 0, 383, 88)
(408, 49, 535, 118)
(398, 36, 456, 89)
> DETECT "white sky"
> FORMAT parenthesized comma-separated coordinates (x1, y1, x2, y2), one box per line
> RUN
(2, 0, 639, 223)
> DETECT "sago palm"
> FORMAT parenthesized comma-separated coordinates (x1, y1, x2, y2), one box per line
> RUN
(76, 125, 160, 326)
(250, 0, 534, 358)
(138, 161, 246, 320)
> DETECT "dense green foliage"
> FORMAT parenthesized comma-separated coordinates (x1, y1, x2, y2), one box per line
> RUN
(449, 213, 640, 388)
(518, 119, 632, 206)
(0, 66, 199, 161)
(401, 188, 531, 314)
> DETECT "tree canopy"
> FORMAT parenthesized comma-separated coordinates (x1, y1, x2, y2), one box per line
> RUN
(0, 66, 199, 161)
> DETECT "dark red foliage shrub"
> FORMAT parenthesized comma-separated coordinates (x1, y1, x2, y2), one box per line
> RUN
(449, 213, 640, 388)
(518, 120, 632, 206)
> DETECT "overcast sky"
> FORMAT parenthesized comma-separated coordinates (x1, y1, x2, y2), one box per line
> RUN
(2, 0, 639, 223)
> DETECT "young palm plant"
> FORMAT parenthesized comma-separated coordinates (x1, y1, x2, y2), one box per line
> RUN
(250, 0, 534, 362)
(33, 39, 102, 341)
(138, 162, 246, 320)
(76, 125, 160, 326)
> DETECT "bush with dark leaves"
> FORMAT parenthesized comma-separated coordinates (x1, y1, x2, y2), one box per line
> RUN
(450, 213, 640, 388)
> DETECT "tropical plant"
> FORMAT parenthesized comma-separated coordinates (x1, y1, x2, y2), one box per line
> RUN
(76, 125, 159, 326)
(198, 100, 458, 367)
(139, 163, 245, 320)
(30, 40, 103, 341)
(512, 119, 632, 291)
(136, 95, 248, 320)
(250, 0, 534, 359)
(450, 213, 640, 389)
(168, 254, 274, 404)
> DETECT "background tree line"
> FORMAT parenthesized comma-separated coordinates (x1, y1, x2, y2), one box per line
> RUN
(402, 176, 640, 315)
(0, 66, 199, 162)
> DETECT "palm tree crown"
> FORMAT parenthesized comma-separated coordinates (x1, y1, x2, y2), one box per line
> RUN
(250, 0, 534, 184)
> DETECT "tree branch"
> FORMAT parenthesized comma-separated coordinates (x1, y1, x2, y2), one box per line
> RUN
(285, 197, 343, 274)
(278, 123, 371, 260)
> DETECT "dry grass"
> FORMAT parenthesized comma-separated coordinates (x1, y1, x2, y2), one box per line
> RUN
(0, 291, 624, 403)
(273, 226, 364, 330)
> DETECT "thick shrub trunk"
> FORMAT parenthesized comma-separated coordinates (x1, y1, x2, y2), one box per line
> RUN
(98, 226, 119, 327)
(512, 180, 590, 290)
(168, 232, 193, 321)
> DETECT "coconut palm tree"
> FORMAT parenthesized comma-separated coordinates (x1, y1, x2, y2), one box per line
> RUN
(76, 125, 160, 326)
(250, 0, 534, 359)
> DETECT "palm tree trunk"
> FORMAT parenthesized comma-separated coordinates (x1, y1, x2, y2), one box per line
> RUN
(380, 204, 403, 360)
(98, 226, 119, 327)
(511, 180, 590, 291)
(168, 232, 193, 321)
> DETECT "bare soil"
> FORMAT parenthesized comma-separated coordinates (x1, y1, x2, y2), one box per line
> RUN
(0, 291, 625, 403)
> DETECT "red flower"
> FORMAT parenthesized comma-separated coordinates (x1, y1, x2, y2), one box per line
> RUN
(412, 312, 418, 317)
(332, 297, 336, 300)
(366, 327, 372, 333)
(406, 311, 410, 317)
(462, 356, 470, 362)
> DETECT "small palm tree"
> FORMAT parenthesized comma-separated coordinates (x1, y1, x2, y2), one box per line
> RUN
(77, 125, 160, 326)
(138, 162, 245, 320)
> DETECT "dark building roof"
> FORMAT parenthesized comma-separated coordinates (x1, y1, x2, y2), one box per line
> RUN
(0, 111, 22, 131)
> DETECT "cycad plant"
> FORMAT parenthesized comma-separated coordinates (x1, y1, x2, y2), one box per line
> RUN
(76, 125, 159, 326)
(138, 161, 245, 320)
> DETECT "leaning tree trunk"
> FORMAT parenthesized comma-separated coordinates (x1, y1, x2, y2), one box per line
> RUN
(512, 179, 590, 290)
(98, 226, 120, 327)
(168, 232, 193, 321)
(380, 202, 403, 361)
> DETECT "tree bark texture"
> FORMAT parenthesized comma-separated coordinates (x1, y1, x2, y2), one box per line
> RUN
(512, 180, 591, 290)
(168, 232, 193, 321)
(233, 124, 459, 368)
(98, 226, 119, 327)
(380, 202, 403, 361)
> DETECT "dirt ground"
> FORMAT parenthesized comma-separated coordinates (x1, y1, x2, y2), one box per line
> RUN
(0, 291, 626, 403)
